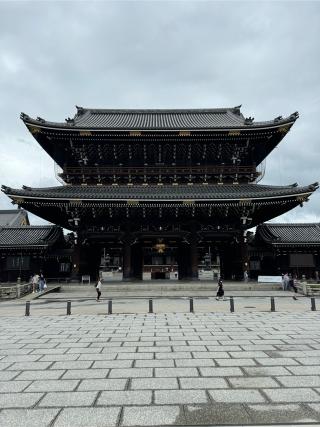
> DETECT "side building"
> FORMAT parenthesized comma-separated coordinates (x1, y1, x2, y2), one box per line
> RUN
(1, 106, 318, 281)
(250, 223, 320, 280)
(0, 209, 69, 282)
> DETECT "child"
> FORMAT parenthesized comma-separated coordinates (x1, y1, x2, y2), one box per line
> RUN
(216, 278, 225, 301)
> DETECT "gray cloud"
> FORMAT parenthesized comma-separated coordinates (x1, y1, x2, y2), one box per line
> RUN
(0, 0, 319, 224)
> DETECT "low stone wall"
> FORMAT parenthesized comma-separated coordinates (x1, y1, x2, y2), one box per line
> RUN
(0, 283, 32, 299)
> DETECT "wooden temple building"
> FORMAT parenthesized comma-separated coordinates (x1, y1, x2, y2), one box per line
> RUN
(0, 210, 69, 282)
(251, 223, 320, 280)
(1, 106, 319, 282)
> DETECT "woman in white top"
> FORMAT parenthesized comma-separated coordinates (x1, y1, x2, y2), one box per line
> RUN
(96, 278, 102, 301)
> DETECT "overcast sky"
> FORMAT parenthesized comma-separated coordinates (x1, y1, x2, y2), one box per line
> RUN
(0, 0, 319, 226)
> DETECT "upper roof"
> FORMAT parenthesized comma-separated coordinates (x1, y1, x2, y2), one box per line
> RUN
(0, 209, 29, 226)
(2, 183, 318, 202)
(20, 106, 299, 131)
(257, 223, 320, 246)
(0, 225, 62, 249)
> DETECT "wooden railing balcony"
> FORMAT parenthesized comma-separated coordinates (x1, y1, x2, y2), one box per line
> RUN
(60, 165, 259, 179)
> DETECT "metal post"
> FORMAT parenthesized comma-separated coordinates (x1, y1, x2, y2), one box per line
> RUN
(67, 300, 71, 315)
(230, 296, 234, 313)
(190, 298, 194, 313)
(270, 297, 275, 312)
(311, 297, 316, 311)
(25, 301, 30, 316)
(149, 299, 153, 313)
(108, 300, 113, 315)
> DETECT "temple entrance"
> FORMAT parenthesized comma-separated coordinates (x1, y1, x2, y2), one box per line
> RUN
(99, 245, 123, 281)
(142, 239, 178, 280)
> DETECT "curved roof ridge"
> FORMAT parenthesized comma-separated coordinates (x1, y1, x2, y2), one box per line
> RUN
(75, 107, 238, 114)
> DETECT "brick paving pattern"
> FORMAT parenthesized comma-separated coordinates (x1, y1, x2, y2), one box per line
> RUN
(0, 312, 320, 425)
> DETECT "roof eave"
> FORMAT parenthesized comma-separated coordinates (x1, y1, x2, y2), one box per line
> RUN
(20, 113, 298, 133)
(3, 190, 315, 203)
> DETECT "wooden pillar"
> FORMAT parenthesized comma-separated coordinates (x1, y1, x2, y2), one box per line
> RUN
(241, 232, 249, 279)
(190, 234, 199, 280)
(71, 243, 82, 282)
(178, 241, 189, 280)
(235, 231, 249, 280)
(122, 238, 132, 281)
(131, 242, 143, 281)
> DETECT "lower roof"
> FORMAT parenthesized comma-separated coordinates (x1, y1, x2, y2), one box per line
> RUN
(2, 183, 318, 202)
(0, 226, 62, 249)
(257, 223, 320, 246)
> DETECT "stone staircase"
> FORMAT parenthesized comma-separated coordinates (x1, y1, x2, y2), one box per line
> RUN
(60, 280, 283, 297)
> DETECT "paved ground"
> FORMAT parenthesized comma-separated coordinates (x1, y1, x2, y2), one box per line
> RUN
(1, 312, 320, 426)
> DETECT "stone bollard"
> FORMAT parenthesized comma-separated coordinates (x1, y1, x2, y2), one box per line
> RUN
(230, 296, 234, 313)
(270, 297, 275, 312)
(16, 283, 21, 299)
(67, 300, 71, 315)
(25, 301, 30, 316)
(108, 300, 113, 315)
(149, 299, 153, 314)
(189, 298, 194, 313)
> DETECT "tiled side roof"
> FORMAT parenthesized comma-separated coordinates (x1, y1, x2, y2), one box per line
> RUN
(20, 107, 299, 130)
(2, 183, 318, 201)
(0, 226, 62, 248)
(0, 209, 29, 226)
(257, 223, 320, 245)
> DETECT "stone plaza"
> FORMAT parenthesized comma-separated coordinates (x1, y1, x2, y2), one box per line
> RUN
(1, 297, 320, 426)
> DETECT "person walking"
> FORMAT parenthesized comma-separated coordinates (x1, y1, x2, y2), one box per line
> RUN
(39, 273, 46, 293)
(32, 273, 39, 293)
(288, 274, 298, 300)
(244, 270, 249, 282)
(96, 277, 102, 302)
(283, 273, 290, 291)
(216, 278, 225, 301)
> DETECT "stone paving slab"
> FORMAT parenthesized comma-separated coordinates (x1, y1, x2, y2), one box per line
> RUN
(25, 379, 79, 392)
(0, 408, 60, 427)
(97, 390, 152, 406)
(39, 391, 97, 407)
(122, 406, 181, 426)
(1, 312, 320, 425)
(78, 379, 127, 391)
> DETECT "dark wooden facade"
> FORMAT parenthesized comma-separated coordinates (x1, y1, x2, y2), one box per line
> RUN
(0, 222, 70, 282)
(250, 223, 320, 280)
(1, 107, 318, 281)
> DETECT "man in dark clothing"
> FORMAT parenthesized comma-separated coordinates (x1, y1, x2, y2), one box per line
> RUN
(289, 274, 298, 300)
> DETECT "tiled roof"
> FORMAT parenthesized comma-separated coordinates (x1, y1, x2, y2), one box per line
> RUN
(2, 183, 318, 201)
(20, 107, 299, 130)
(0, 226, 62, 249)
(0, 209, 29, 226)
(257, 223, 320, 245)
